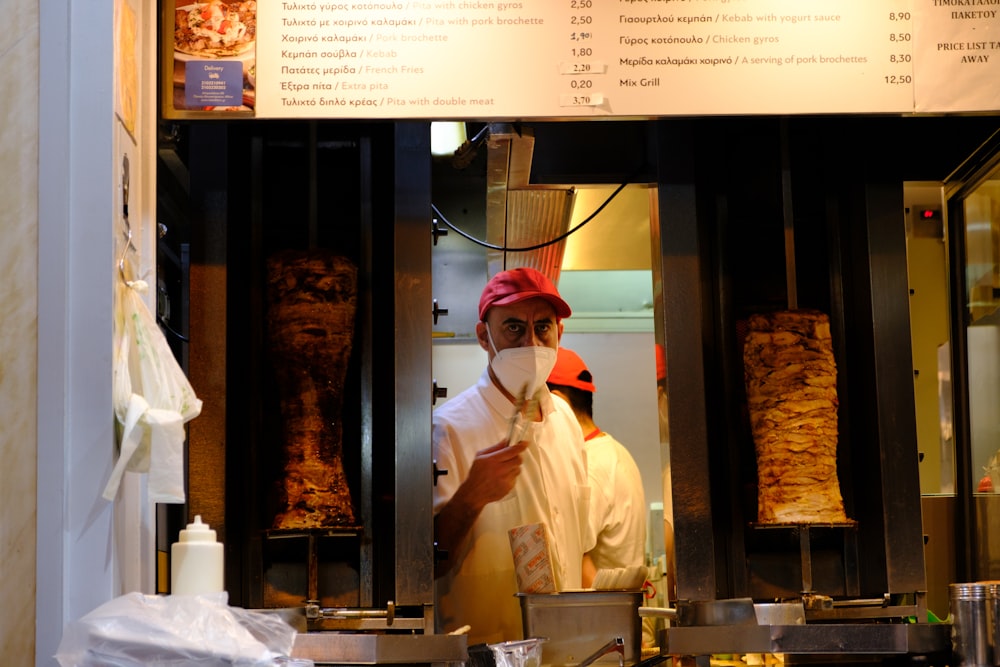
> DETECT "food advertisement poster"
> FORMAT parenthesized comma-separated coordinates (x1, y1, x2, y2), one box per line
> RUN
(163, 0, 257, 118)
(162, 0, 1000, 120)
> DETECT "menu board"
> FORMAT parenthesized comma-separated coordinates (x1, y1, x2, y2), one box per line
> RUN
(913, 0, 1000, 113)
(162, 0, 1000, 119)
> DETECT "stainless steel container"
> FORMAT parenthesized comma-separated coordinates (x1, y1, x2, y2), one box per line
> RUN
(952, 582, 989, 666)
(518, 591, 642, 666)
(983, 581, 1000, 667)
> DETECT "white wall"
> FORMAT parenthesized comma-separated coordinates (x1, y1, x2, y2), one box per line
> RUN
(36, 0, 157, 665)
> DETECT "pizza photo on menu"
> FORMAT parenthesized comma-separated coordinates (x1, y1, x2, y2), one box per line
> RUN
(174, 0, 256, 58)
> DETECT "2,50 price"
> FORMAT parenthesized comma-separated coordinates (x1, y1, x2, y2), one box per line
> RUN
(571, 15, 593, 25)
(571, 0, 592, 7)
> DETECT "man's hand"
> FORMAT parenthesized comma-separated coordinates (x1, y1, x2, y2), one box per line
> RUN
(463, 439, 529, 505)
(434, 439, 529, 578)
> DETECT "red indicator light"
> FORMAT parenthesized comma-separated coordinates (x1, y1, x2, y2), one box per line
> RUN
(921, 208, 938, 219)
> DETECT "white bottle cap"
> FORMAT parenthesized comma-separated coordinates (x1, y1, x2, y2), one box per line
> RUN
(178, 515, 217, 542)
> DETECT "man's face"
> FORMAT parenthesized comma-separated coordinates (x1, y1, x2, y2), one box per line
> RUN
(476, 297, 562, 359)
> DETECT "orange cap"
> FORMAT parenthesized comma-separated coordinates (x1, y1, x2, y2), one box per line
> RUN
(655, 343, 666, 382)
(547, 347, 596, 393)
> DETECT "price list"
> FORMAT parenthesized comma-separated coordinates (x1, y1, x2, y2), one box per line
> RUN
(913, 0, 1000, 112)
(250, 1, 936, 119)
(558, 0, 605, 111)
(603, 0, 916, 115)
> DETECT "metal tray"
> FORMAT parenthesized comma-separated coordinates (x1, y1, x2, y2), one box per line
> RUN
(518, 591, 643, 666)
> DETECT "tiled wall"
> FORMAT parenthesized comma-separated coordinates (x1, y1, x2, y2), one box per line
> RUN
(1, 0, 39, 662)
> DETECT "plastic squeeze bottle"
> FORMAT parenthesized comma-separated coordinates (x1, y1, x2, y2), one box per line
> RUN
(171, 515, 224, 595)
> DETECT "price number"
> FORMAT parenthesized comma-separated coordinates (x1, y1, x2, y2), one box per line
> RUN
(559, 60, 608, 76)
(889, 53, 911, 63)
(883, 74, 913, 85)
(570, 32, 592, 41)
(889, 32, 911, 42)
(888, 11, 911, 20)
(573, 47, 593, 57)
(571, 15, 593, 25)
(559, 61, 606, 75)
(559, 92, 604, 107)
(570, 0, 592, 7)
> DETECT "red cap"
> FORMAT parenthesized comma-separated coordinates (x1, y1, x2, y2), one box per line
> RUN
(655, 343, 666, 382)
(547, 348, 596, 393)
(478, 267, 572, 321)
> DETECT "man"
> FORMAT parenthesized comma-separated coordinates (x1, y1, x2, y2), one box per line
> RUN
(432, 267, 593, 644)
(655, 342, 675, 604)
(547, 347, 646, 586)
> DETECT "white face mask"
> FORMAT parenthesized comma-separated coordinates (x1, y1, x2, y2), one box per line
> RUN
(486, 326, 557, 399)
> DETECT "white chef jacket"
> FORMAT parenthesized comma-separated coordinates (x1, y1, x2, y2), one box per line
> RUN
(432, 370, 593, 645)
(584, 431, 647, 571)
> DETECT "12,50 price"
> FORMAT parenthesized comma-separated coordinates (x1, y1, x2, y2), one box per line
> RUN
(884, 74, 913, 85)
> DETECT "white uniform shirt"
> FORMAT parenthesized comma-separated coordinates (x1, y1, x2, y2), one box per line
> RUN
(432, 370, 593, 644)
(584, 432, 647, 571)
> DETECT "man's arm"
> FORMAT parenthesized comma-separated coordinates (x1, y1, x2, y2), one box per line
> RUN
(434, 439, 528, 578)
(582, 552, 597, 588)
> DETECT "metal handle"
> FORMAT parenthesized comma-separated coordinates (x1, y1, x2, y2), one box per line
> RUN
(638, 606, 678, 620)
(577, 636, 624, 667)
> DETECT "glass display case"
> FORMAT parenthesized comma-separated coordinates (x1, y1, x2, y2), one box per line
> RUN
(961, 168, 1000, 579)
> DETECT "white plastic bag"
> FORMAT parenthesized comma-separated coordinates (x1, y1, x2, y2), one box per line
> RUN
(55, 592, 300, 667)
(103, 277, 202, 503)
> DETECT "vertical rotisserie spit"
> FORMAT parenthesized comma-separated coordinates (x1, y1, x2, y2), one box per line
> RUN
(266, 249, 358, 529)
(743, 309, 849, 524)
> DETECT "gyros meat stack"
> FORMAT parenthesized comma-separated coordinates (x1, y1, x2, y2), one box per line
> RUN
(743, 309, 849, 524)
(266, 249, 358, 530)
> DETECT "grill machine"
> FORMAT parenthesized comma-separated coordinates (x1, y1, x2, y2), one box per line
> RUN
(648, 119, 951, 665)
(167, 121, 465, 666)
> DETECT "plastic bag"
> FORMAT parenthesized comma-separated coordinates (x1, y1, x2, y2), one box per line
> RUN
(54, 592, 304, 667)
(103, 277, 202, 503)
(488, 638, 546, 667)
